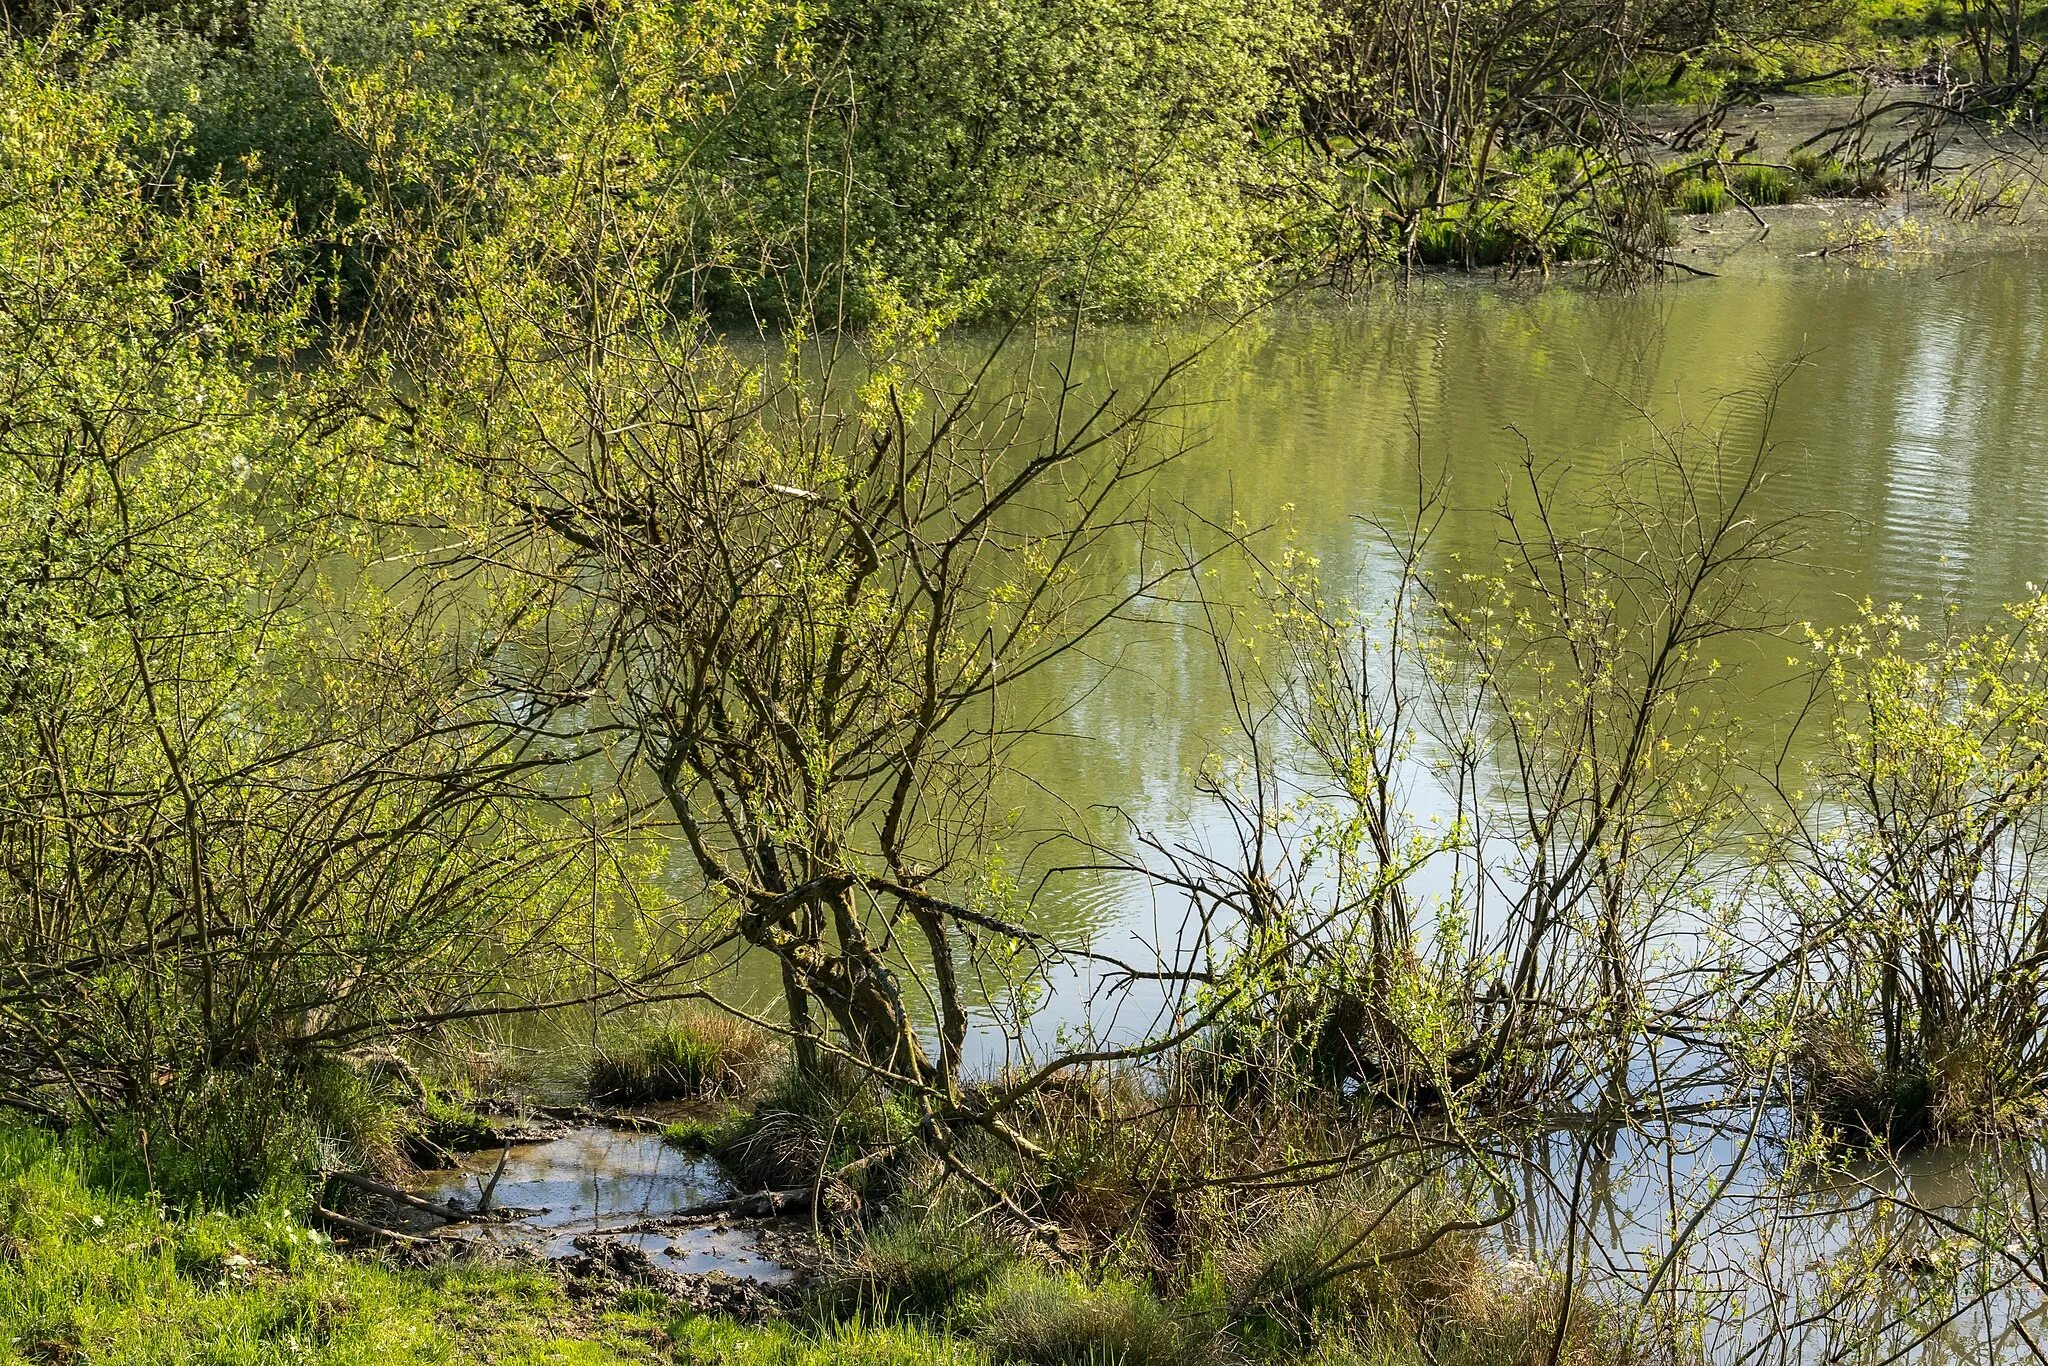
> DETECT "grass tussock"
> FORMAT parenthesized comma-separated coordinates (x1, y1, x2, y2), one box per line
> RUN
(970, 1264, 1228, 1366)
(1672, 177, 1728, 215)
(1790, 150, 1889, 198)
(1200, 1183, 1595, 1365)
(713, 1055, 921, 1193)
(1666, 156, 1888, 219)
(589, 1008, 782, 1105)
(819, 1197, 1022, 1318)
(1731, 163, 1798, 206)
(669, 1313, 993, 1365)
(1794, 1014, 2048, 1146)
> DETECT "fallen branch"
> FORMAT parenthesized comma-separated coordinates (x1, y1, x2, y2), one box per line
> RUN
(605, 1188, 815, 1233)
(325, 1169, 469, 1221)
(482, 1099, 662, 1133)
(311, 1203, 433, 1245)
(1653, 256, 1721, 277)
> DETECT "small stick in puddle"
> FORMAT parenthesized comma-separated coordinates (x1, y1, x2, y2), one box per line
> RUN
(475, 1144, 510, 1214)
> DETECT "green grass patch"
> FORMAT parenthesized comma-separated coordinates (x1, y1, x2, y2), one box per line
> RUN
(1731, 163, 1798, 206)
(969, 1265, 1226, 1366)
(590, 1009, 781, 1105)
(1673, 177, 1729, 215)
(659, 1111, 743, 1153)
(819, 1199, 1020, 1319)
(1791, 150, 1890, 199)
(0, 1121, 988, 1366)
(667, 1314, 991, 1365)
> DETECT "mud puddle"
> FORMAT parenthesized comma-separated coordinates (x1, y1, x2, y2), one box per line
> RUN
(409, 1126, 794, 1283)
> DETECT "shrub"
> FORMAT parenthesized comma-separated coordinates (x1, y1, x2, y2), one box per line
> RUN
(106, 0, 542, 234)
(971, 1265, 1226, 1366)
(715, 0, 1315, 316)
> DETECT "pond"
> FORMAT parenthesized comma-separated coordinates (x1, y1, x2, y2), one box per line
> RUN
(957, 207, 2048, 1068)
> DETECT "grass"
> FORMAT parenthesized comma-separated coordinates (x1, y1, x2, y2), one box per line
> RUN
(1664, 156, 1886, 221)
(819, 1198, 1020, 1318)
(970, 1265, 1226, 1366)
(588, 1009, 781, 1105)
(668, 1315, 992, 1365)
(1789, 150, 1889, 199)
(0, 1120, 982, 1366)
(659, 1113, 739, 1153)
(0, 1113, 1615, 1366)
(711, 1055, 922, 1192)
(1731, 163, 1798, 206)
(1673, 177, 1728, 215)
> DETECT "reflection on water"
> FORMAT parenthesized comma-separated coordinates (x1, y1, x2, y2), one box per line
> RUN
(1502, 1107, 2048, 1362)
(411, 1128, 792, 1282)
(958, 231, 2048, 1067)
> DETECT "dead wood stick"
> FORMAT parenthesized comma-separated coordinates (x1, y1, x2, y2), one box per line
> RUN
(476, 1145, 509, 1212)
(325, 1169, 468, 1221)
(604, 1188, 813, 1232)
(311, 1203, 432, 1245)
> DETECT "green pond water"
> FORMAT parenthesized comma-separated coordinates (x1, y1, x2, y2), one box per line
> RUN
(938, 211, 2048, 1055)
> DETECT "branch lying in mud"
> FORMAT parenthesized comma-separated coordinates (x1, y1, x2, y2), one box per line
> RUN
(326, 1170, 468, 1221)
(324, 1168, 529, 1224)
(607, 1188, 817, 1230)
(310, 1204, 434, 1245)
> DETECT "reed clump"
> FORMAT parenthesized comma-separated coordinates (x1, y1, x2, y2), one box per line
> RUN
(1731, 163, 1798, 205)
(1789, 150, 1890, 198)
(588, 1009, 782, 1105)
(1672, 177, 1728, 214)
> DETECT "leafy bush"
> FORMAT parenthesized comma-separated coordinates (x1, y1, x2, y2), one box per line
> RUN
(106, 0, 542, 234)
(0, 39, 594, 1136)
(1774, 595, 2048, 1142)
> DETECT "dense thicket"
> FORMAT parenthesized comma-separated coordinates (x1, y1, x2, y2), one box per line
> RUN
(16, 0, 1931, 312)
(0, 64, 600, 1171)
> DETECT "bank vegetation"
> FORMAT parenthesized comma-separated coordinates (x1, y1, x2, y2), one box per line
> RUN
(6, 1, 2048, 1362)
